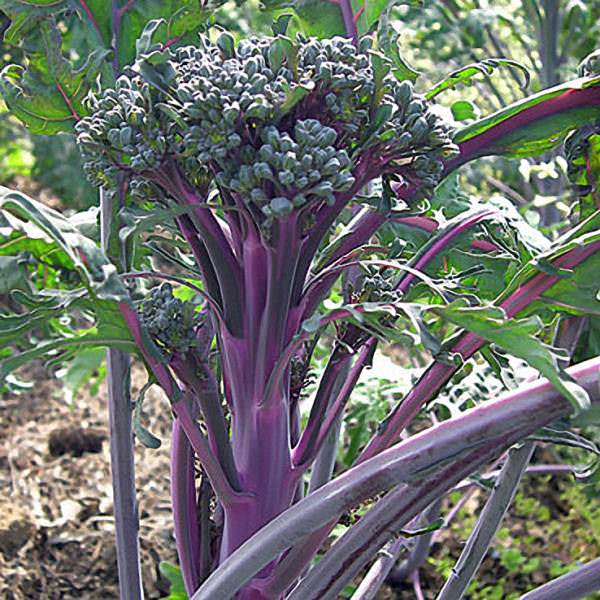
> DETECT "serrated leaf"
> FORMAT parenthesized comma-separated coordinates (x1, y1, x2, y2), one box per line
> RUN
(0, 187, 129, 302)
(58, 347, 105, 405)
(376, 6, 420, 82)
(435, 303, 591, 414)
(0, 21, 109, 134)
(0, 332, 135, 383)
(427, 58, 529, 101)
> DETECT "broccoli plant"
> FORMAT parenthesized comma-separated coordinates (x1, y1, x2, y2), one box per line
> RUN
(1, 2, 600, 600)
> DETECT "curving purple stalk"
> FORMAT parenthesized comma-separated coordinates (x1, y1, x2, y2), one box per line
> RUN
(360, 237, 600, 461)
(395, 209, 497, 294)
(445, 84, 600, 173)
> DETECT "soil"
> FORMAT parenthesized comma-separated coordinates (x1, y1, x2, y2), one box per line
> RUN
(0, 362, 176, 599)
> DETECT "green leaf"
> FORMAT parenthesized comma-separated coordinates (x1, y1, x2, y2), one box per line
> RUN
(0, 0, 220, 136)
(58, 347, 105, 405)
(453, 75, 600, 159)
(451, 100, 478, 122)
(0, 187, 138, 383)
(399, 516, 445, 537)
(0, 22, 109, 134)
(0, 187, 129, 302)
(0, 255, 28, 294)
(289, 2, 345, 38)
(376, 5, 420, 82)
(136, 18, 167, 57)
(115, 1, 220, 69)
(565, 124, 600, 219)
(497, 212, 600, 315)
(133, 380, 162, 449)
(159, 562, 189, 600)
(0, 0, 71, 44)
(0, 208, 75, 269)
(271, 13, 293, 36)
(0, 332, 135, 383)
(435, 303, 590, 414)
(0, 288, 85, 345)
(280, 81, 315, 115)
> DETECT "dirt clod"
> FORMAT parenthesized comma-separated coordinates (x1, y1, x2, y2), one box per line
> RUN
(0, 501, 35, 558)
(48, 427, 105, 457)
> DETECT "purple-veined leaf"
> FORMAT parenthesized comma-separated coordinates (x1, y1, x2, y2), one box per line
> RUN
(0, 21, 109, 134)
(0, 0, 220, 134)
(447, 75, 600, 167)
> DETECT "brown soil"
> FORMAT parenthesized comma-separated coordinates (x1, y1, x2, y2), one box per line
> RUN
(0, 362, 175, 599)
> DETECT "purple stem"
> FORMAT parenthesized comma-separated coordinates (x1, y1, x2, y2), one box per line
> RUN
(270, 432, 529, 600)
(396, 209, 497, 294)
(437, 441, 536, 600)
(388, 498, 443, 582)
(353, 500, 442, 599)
(106, 348, 144, 600)
(359, 238, 600, 461)
(261, 239, 600, 594)
(350, 537, 405, 600)
(291, 346, 353, 466)
(293, 160, 378, 304)
(320, 209, 498, 275)
(172, 395, 244, 507)
(520, 557, 600, 600)
(170, 356, 241, 492)
(171, 414, 201, 595)
(111, 0, 122, 76)
(445, 85, 600, 174)
(167, 169, 243, 333)
(175, 214, 223, 306)
(281, 353, 600, 600)
(293, 339, 377, 468)
(412, 571, 425, 600)
(339, 0, 359, 45)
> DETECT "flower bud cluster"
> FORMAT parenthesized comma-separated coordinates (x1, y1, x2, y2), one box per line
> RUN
(76, 76, 176, 200)
(76, 32, 455, 218)
(358, 267, 401, 304)
(215, 119, 354, 216)
(139, 283, 200, 355)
